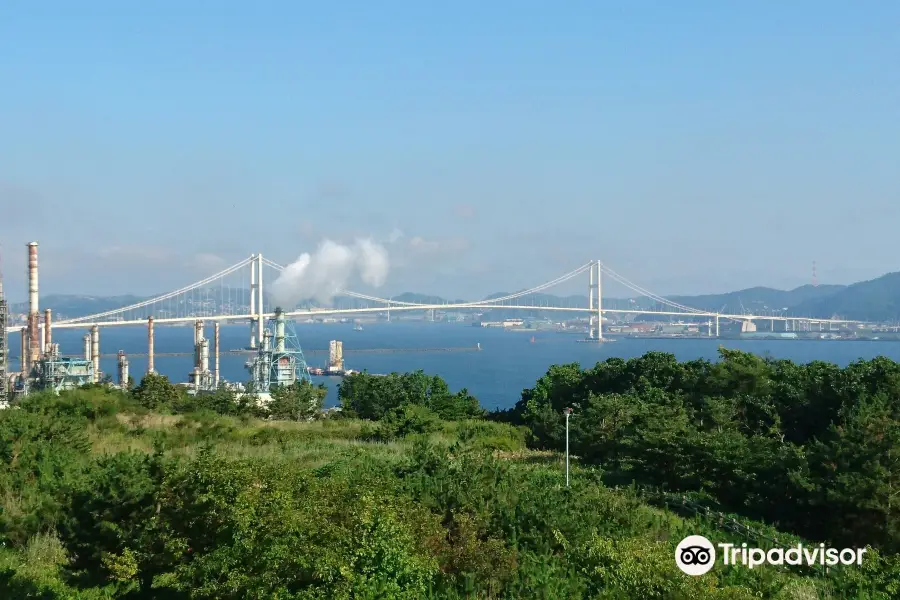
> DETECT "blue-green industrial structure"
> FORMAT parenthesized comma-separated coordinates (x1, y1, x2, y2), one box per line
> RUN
(245, 307, 311, 393)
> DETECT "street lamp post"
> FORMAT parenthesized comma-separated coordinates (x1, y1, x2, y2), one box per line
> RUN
(564, 407, 573, 487)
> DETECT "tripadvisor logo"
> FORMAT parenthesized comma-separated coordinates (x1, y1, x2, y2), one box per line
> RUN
(675, 535, 867, 576)
(676, 535, 716, 575)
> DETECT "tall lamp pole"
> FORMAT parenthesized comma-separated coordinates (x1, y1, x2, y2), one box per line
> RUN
(564, 407, 573, 487)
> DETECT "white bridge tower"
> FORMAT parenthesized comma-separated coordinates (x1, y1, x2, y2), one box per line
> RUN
(249, 253, 265, 349)
(588, 260, 603, 340)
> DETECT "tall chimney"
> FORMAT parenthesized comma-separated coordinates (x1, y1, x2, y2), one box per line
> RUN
(20, 331, 27, 377)
(214, 322, 220, 388)
(117, 351, 129, 388)
(274, 307, 285, 352)
(90, 325, 100, 383)
(27, 242, 39, 366)
(147, 317, 155, 373)
(84, 333, 91, 361)
(27, 242, 38, 315)
(194, 320, 204, 346)
(200, 339, 209, 378)
(44, 309, 52, 350)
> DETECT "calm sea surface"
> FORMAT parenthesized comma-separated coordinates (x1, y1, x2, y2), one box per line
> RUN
(19, 323, 900, 410)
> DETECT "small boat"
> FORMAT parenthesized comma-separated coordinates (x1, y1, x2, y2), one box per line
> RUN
(354, 323, 363, 331)
(530, 336, 536, 343)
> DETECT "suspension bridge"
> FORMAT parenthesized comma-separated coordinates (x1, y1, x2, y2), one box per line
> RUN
(10, 253, 863, 349)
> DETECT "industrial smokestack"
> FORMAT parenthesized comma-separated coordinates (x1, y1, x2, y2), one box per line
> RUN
(200, 339, 209, 376)
(44, 309, 52, 351)
(27, 242, 39, 367)
(83, 334, 91, 361)
(147, 317, 155, 373)
(20, 332, 27, 377)
(117, 351, 129, 388)
(27, 242, 38, 316)
(193, 321, 204, 375)
(90, 325, 100, 383)
(274, 307, 286, 352)
(214, 322, 220, 388)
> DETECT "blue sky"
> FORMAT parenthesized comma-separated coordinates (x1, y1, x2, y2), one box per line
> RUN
(1, 1, 897, 300)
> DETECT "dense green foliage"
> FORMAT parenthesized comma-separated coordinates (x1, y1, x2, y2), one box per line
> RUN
(513, 349, 900, 554)
(338, 370, 484, 421)
(2, 352, 899, 597)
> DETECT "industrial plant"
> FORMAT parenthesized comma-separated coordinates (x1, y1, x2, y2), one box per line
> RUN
(3, 243, 102, 396)
(0, 242, 331, 404)
(0, 243, 214, 398)
(0, 264, 7, 401)
(243, 307, 311, 402)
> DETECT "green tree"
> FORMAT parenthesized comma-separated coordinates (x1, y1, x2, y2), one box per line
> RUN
(378, 404, 442, 440)
(339, 371, 483, 421)
(131, 373, 181, 410)
(266, 381, 327, 421)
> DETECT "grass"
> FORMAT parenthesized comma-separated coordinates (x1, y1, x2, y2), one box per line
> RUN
(89, 411, 550, 471)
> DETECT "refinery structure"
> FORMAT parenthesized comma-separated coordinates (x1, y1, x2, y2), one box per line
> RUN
(5, 243, 101, 396)
(0, 241, 319, 402)
(0, 265, 7, 400)
(243, 307, 311, 400)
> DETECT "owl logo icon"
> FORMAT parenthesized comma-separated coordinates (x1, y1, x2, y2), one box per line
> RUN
(675, 535, 716, 575)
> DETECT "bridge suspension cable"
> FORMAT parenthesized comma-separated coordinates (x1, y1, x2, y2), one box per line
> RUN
(56, 256, 254, 325)
(53, 253, 718, 328)
(261, 258, 427, 306)
(451, 262, 593, 306)
(262, 258, 593, 308)
(599, 263, 707, 314)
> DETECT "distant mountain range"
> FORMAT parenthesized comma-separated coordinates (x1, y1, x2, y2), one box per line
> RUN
(10, 271, 900, 322)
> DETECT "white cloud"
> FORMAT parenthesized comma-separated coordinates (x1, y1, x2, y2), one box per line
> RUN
(388, 228, 405, 243)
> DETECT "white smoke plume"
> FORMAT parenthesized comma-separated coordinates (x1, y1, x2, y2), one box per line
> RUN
(271, 238, 390, 307)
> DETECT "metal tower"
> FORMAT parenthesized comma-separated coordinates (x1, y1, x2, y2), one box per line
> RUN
(245, 307, 311, 393)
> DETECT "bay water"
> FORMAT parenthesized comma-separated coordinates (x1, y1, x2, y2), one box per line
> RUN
(25, 322, 900, 410)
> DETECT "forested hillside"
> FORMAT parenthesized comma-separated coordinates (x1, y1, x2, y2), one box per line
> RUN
(3, 352, 900, 598)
